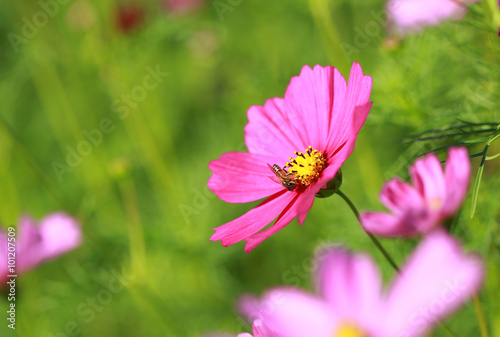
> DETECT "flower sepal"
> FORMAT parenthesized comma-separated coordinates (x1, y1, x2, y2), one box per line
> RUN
(315, 170, 343, 198)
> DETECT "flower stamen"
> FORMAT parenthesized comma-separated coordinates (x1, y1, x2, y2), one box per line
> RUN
(334, 323, 367, 337)
(285, 146, 327, 187)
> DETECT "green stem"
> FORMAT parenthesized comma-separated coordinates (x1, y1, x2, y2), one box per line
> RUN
(336, 190, 400, 272)
(308, 0, 350, 74)
(473, 294, 490, 337)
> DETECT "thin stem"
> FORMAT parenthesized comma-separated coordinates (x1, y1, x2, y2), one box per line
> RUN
(404, 128, 496, 143)
(336, 190, 400, 272)
(473, 295, 490, 337)
(308, 0, 350, 74)
(402, 123, 498, 140)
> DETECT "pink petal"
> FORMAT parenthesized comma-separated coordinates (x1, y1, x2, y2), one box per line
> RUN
(17, 217, 46, 273)
(17, 215, 42, 253)
(19, 213, 81, 273)
(254, 288, 338, 337)
(0, 232, 8, 282)
(284, 65, 340, 151)
(326, 63, 372, 153)
(360, 211, 422, 237)
(383, 230, 484, 337)
(244, 193, 302, 253)
(208, 152, 284, 203)
(238, 295, 262, 322)
(409, 153, 446, 206)
(351, 102, 373, 137)
(210, 190, 296, 247)
(441, 147, 470, 217)
(38, 213, 81, 260)
(296, 190, 315, 225)
(315, 247, 384, 327)
(244, 98, 306, 160)
(387, 0, 473, 35)
(379, 178, 425, 215)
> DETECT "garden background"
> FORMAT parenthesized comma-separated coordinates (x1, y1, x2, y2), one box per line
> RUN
(0, 0, 499, 336)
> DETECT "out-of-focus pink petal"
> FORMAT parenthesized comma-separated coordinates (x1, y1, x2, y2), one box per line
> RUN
(284, 65, 338, 150)
(244, 193, 302, 253)
(17, 216, 47, 273)
(17, 216, 42, 253)
(360, 211, 422, 237)
(383, 230, 484, 337)
(38, 213, 81, 260)
(208, 152, 284, 203)
(315, 247, 383, 327)
(409, 153, 446, 206)
(238, 295, 262, 322)
(19, 213, 81, 273)
(210, 190, 296, 247)
(245, 98, 305, 160)
(379, 178, 425, 215)
(0, 232, 7, 282)
(441, 147, 470, 217)
(163, 0, 204, 14)
(256, 288, 338, 337)
(387, 0, 476, 35)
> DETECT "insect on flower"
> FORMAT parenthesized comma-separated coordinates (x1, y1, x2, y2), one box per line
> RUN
(267, 163, 297, 191)
(208, 63, 373, 252)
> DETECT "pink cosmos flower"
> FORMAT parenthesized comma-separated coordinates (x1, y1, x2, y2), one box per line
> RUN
(235, 230, 483, 337)
(208, 63, 373, 253)
(387, 0, 479, 35)
(1, 212, 81, 283)
(360, 147, 470, 237)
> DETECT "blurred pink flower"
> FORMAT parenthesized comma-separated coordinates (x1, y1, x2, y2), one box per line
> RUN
(208, 63, 372, 253)
(360, 147, 470, 237)
(498, 0, 500, 36)
(163, 0, 204, 14)
(238, 230, 483, 337)
(387, 0, 479, 35)
(1, 212, 81, 283)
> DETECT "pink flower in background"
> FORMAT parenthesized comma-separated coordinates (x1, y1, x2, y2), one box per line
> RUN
(498, 0, 500, 36)
(163, 0, 205, 14)
(387, 0, 479, 35)
(237, 230, 483, 337)
(360, 147, 470, 237)
(1, 212, 81, 283)
(208, 63, 372, 253)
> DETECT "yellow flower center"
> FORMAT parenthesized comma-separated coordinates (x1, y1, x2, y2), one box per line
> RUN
(285, 146, 327, 187)
(334, 323, 367, 337)
(429, 197, 442, 211)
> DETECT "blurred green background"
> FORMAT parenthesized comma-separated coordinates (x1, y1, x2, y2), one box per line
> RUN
(1, 0, 499, 336)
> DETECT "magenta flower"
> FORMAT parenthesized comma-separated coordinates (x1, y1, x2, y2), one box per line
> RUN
(237, 230, 483, 337)
(387, 0, 479, 35)
(360, 147, 470, 237)
(1, 212, 81, 283)
(208, 63, 373, 252)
